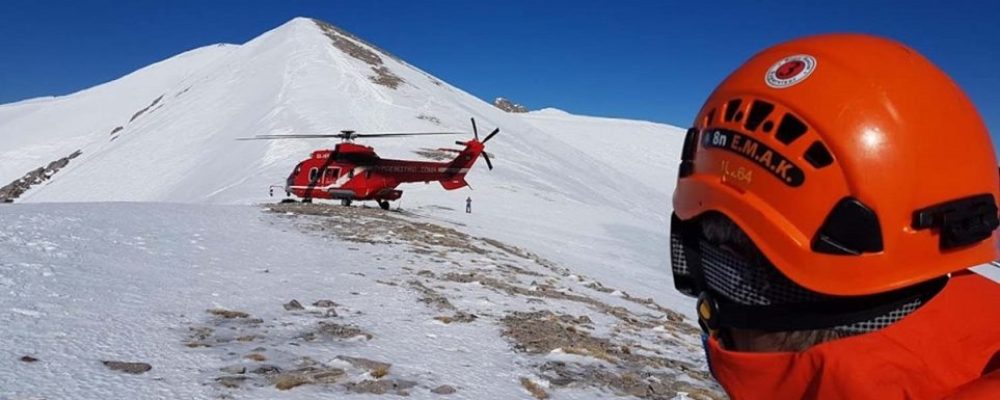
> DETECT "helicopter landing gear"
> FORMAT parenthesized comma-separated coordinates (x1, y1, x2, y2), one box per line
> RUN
(341, 199, 352, 207)
(279, 198, 297, 204)
(377, 200, 391, 210)
(302, 198, 313, 204)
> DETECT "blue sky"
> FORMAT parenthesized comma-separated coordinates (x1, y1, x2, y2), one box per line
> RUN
(1, 0, 998, 146)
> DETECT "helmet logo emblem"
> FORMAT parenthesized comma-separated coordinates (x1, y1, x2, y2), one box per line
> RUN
(765, 54, 817, 88)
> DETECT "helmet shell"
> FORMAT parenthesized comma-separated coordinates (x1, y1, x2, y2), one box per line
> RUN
(674, 34, 999, 296)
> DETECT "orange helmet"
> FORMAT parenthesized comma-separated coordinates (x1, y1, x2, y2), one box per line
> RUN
(672, 34, 999, 296)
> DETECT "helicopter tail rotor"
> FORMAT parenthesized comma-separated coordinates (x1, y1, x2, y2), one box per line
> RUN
(465, 118, 499, 170)
(482, 152, 494, 170)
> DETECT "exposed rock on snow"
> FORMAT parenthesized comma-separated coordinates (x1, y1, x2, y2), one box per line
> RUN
(129, 94, 163, 122)
(520, 377, 550, 399)
(102, 361, 152, 374)
(215, 375, 247, 388)
(312, 299, 339, 308)
(431, 384, 457, 394)
(345, 378, 418, 395)
(0, 150, 81, 203)
(413, 147, 457, 161)
(433, 311, 478, 324)
(410, 279, 457, 310)
(206, 308, 250, 319)
(273, 373, 310, 390)
(335, 355, 391, 372)
(282, 299, 304, 310)
(219, 365, 246, 374)
(313, 19, 405, 89)
(300, 321, 373, 341)
(250, 364, 280, 374)
(502, 310, 716, 399)
(494, 96, 529, 113)
(268, 364, 346, 390)
(539, 361, 721, 400)
(416, 113, 442, 125)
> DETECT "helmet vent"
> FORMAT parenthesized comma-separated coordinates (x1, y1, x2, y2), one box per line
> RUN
(724, 99, 743, 122)
(775, 113, 808, 144)
(804, 141, 834, 168)
(744, 100, 775, 132)
(762, 121, 774, 133)
(813, 197, 884, 255)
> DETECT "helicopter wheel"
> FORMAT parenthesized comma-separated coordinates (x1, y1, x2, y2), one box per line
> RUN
(279, 198, 297, 204)
(302, 198, 313, 204)
(378, 200, 390, 210)
(341, 199, 352, 207)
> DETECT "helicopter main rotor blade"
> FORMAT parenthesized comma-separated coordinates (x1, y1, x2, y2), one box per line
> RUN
(482, 152, 494, 170)
(236, 134, 345, 140)
(471, 117, 479, 141)
(237, 132, 465, 140)
(351, 132, 466, 138)
(482, 128, 500, 143)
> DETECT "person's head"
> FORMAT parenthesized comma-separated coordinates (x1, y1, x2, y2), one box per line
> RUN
(670, 34, 1000, 352)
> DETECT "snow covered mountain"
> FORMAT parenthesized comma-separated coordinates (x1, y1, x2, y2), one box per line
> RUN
(0, 17, 711, 399)
(1, 17, 679, 207)
(0, 16, 689, 311)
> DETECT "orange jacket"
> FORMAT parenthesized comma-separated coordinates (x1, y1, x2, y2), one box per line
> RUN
(706, 271, 1000, 399)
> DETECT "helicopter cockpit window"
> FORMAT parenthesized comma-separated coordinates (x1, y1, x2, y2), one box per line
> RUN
(308, 167, 319, 182)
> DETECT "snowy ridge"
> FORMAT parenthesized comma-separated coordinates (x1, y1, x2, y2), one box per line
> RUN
(0, 203, 719, 399)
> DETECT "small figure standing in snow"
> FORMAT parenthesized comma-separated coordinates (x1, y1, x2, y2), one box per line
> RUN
(465, 196, 472, 214)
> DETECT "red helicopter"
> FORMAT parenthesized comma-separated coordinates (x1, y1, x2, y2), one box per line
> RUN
(239, 118, 498, 209)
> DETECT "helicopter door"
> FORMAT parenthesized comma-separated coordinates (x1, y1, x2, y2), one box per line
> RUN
(322, 167, 340, 186)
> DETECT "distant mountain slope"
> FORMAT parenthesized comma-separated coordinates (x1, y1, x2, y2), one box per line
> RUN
(0, 44, 238, 187)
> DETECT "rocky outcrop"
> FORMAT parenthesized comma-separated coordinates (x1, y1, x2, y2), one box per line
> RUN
(129, 95, 164, 122)
(494, 97, 528, 113)
(102, 360, 152, 374)
(313, 19, 405, 89)
(0, 150, 82, 203)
